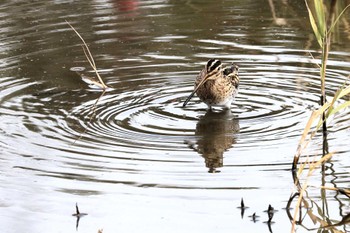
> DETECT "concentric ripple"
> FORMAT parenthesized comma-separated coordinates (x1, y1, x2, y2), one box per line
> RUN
(2, 52, 350, 184)
(62, 64, 328, 155)
(2, 1, 350, 233)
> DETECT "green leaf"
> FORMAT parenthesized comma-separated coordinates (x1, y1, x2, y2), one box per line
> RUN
(319, 85, 350, 123)
(326, 85, 350, 117)
(313, 0, 326, 38)
(337, 85, 350, 99)
(328, 101, 350, 117)
(305, 0, 323, 47)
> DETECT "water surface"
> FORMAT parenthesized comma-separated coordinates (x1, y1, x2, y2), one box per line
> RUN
(1, 0, 350, 232)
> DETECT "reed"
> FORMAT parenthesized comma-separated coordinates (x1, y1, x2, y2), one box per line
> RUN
(292, 82, 350, 171)
(66, 20, 108, 89)
(293, 0, 350, 170)
(290, 1, 350, 231)
(308, 0, 349, 117)
(66, 21, 109, 143)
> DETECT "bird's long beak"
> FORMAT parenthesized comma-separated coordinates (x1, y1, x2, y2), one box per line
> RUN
(182, 76, 210, 107)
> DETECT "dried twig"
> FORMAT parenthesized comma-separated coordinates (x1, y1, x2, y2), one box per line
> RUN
(66, 20, 108, 89)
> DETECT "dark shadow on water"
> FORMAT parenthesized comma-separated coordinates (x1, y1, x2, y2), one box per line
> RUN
(186, 109, 239, 173)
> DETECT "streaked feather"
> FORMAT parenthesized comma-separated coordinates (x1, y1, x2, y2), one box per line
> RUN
(183, 59, 239, 109)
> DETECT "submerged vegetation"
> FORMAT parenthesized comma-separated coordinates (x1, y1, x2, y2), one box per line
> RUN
(290, 0, 350, 232)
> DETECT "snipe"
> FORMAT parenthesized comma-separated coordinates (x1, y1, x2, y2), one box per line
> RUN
(183, 59, 239, 110)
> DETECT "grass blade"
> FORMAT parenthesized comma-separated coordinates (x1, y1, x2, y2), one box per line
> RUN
(305, 0, 323, 47)
(293, 101, 331, 169)
(325, 85, 350, 118)
(313, 0, 326, 37)
(327, 101, 350, 118)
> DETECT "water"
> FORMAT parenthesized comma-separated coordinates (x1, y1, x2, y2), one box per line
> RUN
(1, 0, 350, 232)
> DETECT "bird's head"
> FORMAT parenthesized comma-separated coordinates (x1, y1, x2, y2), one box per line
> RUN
(183, 59, 223, 107)
(223, 64, 239, 76)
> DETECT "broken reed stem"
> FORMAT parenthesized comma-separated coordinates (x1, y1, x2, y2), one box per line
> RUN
(292, 102, 330, 170)
(66, 20, 108, 89)
(291, 153, 334, 232)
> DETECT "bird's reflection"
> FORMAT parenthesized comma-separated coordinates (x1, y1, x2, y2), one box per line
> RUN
(187, 109, 240, 173)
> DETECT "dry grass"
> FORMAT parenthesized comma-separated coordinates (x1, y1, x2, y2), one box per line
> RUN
(66, 21, 109, 144)
(290, 1, 350, 232)
(66, 20, 108, 90)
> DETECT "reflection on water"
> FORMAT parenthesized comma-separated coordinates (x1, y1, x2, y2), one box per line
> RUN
(0, 0, 350, 233)
(187, 110, 239, 173)
(115, 0, 139, 12)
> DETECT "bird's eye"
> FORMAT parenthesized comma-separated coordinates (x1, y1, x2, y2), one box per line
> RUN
(223, 67, 233, 76)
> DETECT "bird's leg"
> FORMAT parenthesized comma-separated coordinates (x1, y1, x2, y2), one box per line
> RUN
(223, 107, 231, 112)
(223, 102, 231, 110)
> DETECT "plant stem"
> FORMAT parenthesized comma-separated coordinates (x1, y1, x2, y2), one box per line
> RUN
(320, 0, 337, 142)
(320, 38, 328, 138)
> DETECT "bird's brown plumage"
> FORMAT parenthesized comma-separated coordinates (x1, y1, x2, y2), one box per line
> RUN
(183, 59, 239, 109)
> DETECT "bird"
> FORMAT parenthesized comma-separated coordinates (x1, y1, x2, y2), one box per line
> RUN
(183, 59, 240, 110)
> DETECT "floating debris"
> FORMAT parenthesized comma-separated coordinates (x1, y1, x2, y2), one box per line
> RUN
(264, 204, 278, 214)
(80, 74, 107, 90)
(66, 21, 108, 90)
(70, 66, 86, 72)
(267, 220, 273, 233)
(263, 209, 275, 233)
(238, 198, 249, 210)
(262, 204, 277, 227)
(72, 203, 88, 230)
(267, 204, 274, 214)
(248, 212, 260, 223)
(237, 198, 249, 218)
(72, 202, 88, 217)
